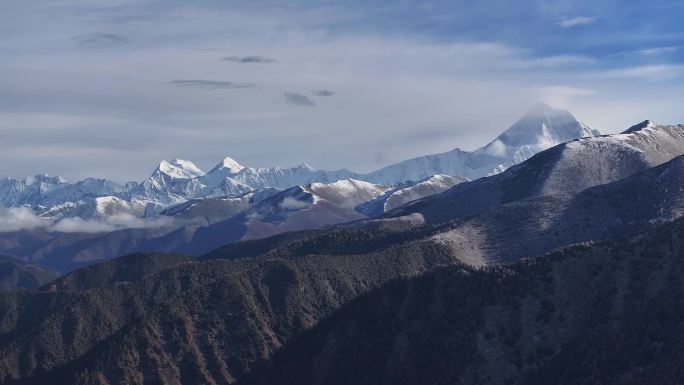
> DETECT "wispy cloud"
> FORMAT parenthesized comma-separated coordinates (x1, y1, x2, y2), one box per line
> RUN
(72, 33, 129, 48)
(2, 0, 684, 181)
(284, 92, 316, 106)
(594, 64, 684, 80)
(168, 80, 256, 89)
(536, 86, 597, 108)
(223, 55, 276, 63)
(508, 54, 596, 69)
(637, 46, 679, 56)
(558, 16, 595, 29)
(312, 90, 335, 97)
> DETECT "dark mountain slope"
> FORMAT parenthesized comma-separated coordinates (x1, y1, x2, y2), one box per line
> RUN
(0, 255, 58, 290)
(0, 234, 462, 384)
(0, 226, 177, 273)
(3, 150, 683, 384)
(46, 252, 194, 291)
(244, 216, 684, 385)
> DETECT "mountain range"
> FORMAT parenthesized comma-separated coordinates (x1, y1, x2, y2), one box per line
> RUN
(0, 104, 606, 272)
(1, 103, 596, 222)
(0, 103, 683, 384)
(0, 145, 682, 384)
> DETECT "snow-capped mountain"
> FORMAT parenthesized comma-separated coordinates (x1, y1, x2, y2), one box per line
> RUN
(363, 103, 600, 183)
(357, 174, 467, 216)
(0, 175, 120, 210)
(1, 119, 682, 272)
(390, 120, 684, 224)
(201, 156, 357, 191)
(0, 104, 600, 225)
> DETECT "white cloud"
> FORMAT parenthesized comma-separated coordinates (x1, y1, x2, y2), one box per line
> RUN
(279, 197, 311, 210)
(0, 206, 176, 234)
(50, 213, 176, 233)
(50, 217, 118, 233)
(0, 207, 49, 232)
(558, 16, 595, 28)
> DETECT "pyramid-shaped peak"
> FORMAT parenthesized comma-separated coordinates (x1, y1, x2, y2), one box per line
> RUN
(484, 103, 600, 152)
(211, 156, 245, 174)
(155, 159, 204, 179)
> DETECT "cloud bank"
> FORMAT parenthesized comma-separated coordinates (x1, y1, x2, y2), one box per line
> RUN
(0, 207, 49, 232)
(0, 208, 177, 234)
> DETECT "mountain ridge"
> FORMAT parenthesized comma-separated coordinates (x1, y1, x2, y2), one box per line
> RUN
(0, 119, 681, 273)
(0, 104, 599, 222)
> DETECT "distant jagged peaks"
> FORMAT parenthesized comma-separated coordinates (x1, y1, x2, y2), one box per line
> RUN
(22, 174, 68, 185)
(4, 103, 675, 224)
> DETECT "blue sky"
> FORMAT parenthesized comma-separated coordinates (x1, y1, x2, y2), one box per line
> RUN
(1, 0, 683, 181)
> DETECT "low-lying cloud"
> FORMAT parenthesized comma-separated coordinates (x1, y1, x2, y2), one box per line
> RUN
(0, 207, 49, 232)
(51, 213, 176, 233)
(168, 80, 256, 89)
(279, 197, 312, 210)
(0, 207, 177, 234)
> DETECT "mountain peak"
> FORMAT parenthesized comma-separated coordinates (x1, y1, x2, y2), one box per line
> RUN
(155, 159, 204, 179)
(495, 103, 598, 148)
(210, 156, 244, 174)
(623, 120, 658, 134)
(297, 163, 315, 171)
